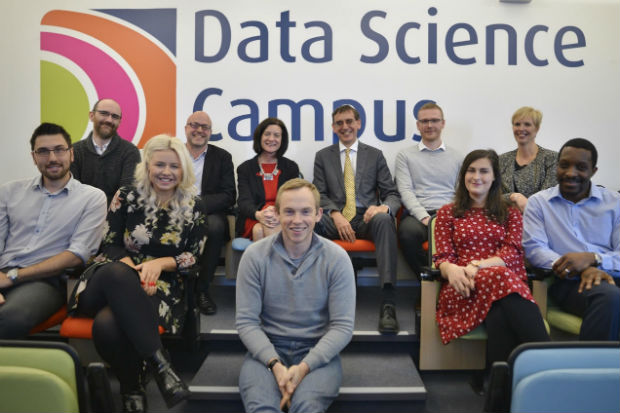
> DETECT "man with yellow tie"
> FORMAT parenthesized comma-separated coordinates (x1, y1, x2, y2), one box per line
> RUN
(313, 104, 402, 334)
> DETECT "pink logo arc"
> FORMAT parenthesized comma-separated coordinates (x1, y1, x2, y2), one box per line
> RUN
(40, 9, 176, 148)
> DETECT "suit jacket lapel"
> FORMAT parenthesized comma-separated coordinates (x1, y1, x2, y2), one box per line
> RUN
(330, 144, 346, 194)
(202, 146, 215, 186)
(355, 142, 367, 192)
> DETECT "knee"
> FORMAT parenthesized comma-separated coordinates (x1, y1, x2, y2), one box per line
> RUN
(398, 217, 426, 242)
(206, 214, 228, 239)
(0, 310, 30, 339)
(100, 262, 138, 287)
(370, 212, 395, 229)
(590, 284, 620, 311)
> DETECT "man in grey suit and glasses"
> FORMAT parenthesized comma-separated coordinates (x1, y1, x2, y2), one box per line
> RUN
(313, 104, 401, 334)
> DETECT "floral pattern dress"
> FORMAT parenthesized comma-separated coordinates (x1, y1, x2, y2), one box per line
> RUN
(94, 186, 207, 334)
(433, 204, 534, 344)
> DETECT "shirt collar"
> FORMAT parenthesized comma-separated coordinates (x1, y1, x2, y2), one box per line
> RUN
(546, 183, 603, 203)
(418, 140, 446, 152)
(193, 146, 208, 161)
(91, 136, 111, 154)
(339, 140, 359, 153)
(31, 174, 76, 194)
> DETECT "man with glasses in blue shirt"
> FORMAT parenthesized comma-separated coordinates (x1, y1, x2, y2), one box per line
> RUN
(71, 98, 141, 205)
(184, 111, 236, 315)
(0, 122, 107, 338)
(395, 102, 462, 280)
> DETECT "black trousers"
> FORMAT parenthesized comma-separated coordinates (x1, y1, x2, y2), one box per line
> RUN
(77, 261, 162, 393)
(550, 277, 620, 340)
(397, 210, 436, 279)
(485, 293, 550, 365)
(198, 213, 229, 293)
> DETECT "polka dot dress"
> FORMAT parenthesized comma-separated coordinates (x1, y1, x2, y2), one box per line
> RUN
(433, 204, 534, 344)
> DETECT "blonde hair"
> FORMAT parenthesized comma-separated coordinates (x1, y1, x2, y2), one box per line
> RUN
(275, 178, 320, 212)
(512, 106, 542, 129)
(134, 135, 197, 228)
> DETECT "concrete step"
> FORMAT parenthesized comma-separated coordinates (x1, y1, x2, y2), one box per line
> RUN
(189, 349, 426, 402)
(200, 284, 420, 343)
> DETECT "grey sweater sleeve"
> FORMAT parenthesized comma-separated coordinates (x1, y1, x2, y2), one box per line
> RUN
(301, 246, 355, 370)
(235, 243, 279, 366)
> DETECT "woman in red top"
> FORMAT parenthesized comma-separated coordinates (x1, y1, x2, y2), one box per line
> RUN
(236, 118, 300, 240)
(433, 149, 549, 365)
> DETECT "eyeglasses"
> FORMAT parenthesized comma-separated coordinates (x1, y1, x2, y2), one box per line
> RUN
(33, 146, 71, 157)
(95, 110, 122, 120)
(418, 118, 443, 125)
(187, 122, 211, 131)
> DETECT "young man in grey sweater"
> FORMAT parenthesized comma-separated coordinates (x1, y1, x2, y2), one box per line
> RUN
(236, 178, 356, 413)
(395, 102, 462, 278)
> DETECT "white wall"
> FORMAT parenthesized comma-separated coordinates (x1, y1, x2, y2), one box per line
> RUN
(1, 0, 619, 190)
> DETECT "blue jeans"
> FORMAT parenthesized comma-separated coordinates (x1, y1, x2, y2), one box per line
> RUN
(239, 337, 342, 413)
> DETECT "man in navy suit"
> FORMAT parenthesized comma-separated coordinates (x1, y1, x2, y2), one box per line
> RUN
(185, 111, 236, 315)
(313, 105, 402, 334)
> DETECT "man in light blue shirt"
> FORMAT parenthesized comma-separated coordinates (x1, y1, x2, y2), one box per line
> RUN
(523, 138, 620, 340)
(0, 123, 107, 338)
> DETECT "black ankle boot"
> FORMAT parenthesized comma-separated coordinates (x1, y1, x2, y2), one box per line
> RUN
(146, 349, 191, 408)
(122, 390, 147, 413)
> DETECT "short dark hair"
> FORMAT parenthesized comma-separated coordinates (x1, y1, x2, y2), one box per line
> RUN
(30, 122, 72, 150)
(559, 138, 598, 168)
(252, 117, 289, 157)
(332, 104, 360, 122)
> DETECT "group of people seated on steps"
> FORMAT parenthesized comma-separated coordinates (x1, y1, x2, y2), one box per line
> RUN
(0, 99, 618, 413)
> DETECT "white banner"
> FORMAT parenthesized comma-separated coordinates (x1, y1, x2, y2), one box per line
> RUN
(1, 0, 619, 190)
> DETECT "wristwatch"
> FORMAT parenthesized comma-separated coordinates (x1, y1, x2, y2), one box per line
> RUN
(593, 253, 603, 267)
(6, 268, 19, 283)
(267, 358, 281, 371)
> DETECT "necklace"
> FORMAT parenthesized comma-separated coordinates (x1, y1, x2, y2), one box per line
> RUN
(259, 159, 279, 181)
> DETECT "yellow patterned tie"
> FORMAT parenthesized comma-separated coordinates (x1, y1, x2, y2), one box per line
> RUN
(342, 148, 356, 221)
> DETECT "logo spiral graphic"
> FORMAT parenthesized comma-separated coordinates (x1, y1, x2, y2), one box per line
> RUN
(40, 9, 176, 147)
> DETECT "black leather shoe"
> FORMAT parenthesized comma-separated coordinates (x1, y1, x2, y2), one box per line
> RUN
(122, 390, 147, 412)
(198, 291, 217, 315)
(378, 302, 399, 334)
(147, 349, 191, 408)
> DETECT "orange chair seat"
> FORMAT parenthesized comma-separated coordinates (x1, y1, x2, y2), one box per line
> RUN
(29, 305, 68, 334)
(332, 239, 376, 252)
(422, 241, 429, 251)
(60, 316, 164, 339)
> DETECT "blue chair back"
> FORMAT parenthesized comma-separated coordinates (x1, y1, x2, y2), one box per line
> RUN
(509, 342, 620, 413)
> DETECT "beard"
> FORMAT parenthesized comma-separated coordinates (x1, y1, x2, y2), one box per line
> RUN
(40, 161, 71, 181)
(95, 121, 118, 140)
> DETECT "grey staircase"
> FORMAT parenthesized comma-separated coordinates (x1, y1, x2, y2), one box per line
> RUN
(189, 282, 426, 403)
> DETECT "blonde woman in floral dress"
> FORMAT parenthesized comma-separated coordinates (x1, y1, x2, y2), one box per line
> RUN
(73, 135, 206, 412)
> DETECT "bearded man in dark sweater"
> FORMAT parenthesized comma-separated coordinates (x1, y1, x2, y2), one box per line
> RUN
(71, 98, 141, 205)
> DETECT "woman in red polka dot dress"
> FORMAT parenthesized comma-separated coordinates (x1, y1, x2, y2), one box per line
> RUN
(433, 149, 549, 365)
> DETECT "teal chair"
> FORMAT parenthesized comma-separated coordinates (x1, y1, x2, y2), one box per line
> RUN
(0, 340, 86, 413)
(486, 341, 620, 412)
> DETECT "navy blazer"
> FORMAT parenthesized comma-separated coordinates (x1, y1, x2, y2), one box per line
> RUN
(235, 155, 300, 236)
(199, 144, 236, 215)
(313, 141, 401, 215)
